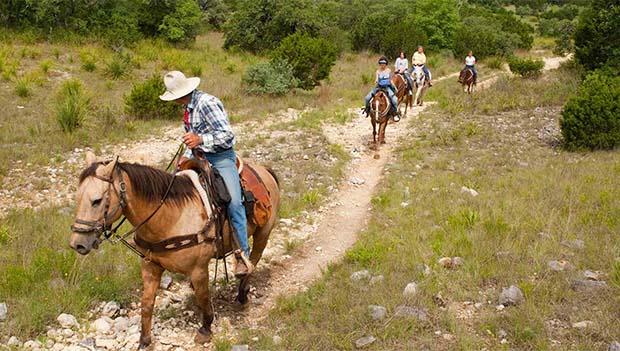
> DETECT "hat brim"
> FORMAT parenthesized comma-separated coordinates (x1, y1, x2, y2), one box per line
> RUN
(159, 77, 201, 101)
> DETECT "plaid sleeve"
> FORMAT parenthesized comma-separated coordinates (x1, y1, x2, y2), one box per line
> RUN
(197, 97, 234, 151)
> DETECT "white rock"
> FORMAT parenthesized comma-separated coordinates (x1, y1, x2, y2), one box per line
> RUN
(92, 317, 112, 334)
(114, 316, 130, 332)
(349, 177, 365, 186)
(231, 346, 249, 351)
(102, 301, 120, 318)
(279, 218, 294, 226)
(368, 305, 387, 321)
(57, 313, 79, 328)
(572, 320, 595, 329)
(460, 186, 479, 197)
(160, 276, 174, 290)
(7, 336, 22, 347)
(350, 270, 370, 282)
(394, 306, 428, 321)
(272, 335, 282, 345)
(95, 337, 118, 349)
(548, 260, 570, 272)
(61, 328, 74, 338)
(608, 341, 620, 351)
(355, 335, 376, 348)
(369, 275, 384, 285)
(0, 302, 7, 321)
(583, 270, 602, 281)
(499, 285, 524, 306)
(438, 257, 453, 268)
(403, 282, 419, 298)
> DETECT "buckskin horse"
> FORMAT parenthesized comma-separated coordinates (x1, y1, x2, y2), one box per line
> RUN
(458, 67, 475, 94)
(369, 90, 391, 147)
(69, 152, 280, 348)
(411, 64, 430, 106)
(392, 73, 412, 115)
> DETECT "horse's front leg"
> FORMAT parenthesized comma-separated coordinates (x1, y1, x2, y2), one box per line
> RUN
(191, 267, 214, 344)
(139, 261, 164, 350)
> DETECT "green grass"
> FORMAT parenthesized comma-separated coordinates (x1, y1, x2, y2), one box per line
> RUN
(243, 68, 620, 350)
(0, 207, 141, 337)
(14, 78, 32, 97)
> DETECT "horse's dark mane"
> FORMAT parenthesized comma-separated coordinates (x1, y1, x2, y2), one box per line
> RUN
(79, 162, 197, 206)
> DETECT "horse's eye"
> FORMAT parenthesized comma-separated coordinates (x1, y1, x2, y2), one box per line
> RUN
(92, 198, 102, 207)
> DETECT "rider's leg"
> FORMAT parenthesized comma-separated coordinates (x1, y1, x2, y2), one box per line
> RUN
(364, 87, 378, 115)
(405, 71, 414, 94)
(472, 66, 478, 83)
(423, 66, 432, 85)
(388, 88, 399, 114)
(205, 149, 250, 258)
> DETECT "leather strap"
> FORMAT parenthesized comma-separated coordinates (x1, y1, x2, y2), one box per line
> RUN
(133, 220, 216, 253)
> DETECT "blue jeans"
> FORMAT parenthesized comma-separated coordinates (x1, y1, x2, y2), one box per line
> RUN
(421, 65, 431, 81)
(365, 86, 398, 113)
(203, 148, 249, 256)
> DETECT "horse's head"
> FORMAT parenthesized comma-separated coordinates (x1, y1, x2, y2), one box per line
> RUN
(412, 66, 425, 85)
(69, 152, 125, 255)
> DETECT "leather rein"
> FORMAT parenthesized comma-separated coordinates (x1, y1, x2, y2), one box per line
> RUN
(70, 155, 217, 259)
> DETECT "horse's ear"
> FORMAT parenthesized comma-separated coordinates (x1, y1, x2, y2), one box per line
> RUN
(85, 151, 97, 167)
(100, 157, 118, 177)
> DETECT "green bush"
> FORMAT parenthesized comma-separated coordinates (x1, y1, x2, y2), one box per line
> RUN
(124, 75, 181, 120)
(56, 79, 90, 133)
(508, 57, 544, 78)
(158, 0, 201, 43)
(574, 0, 620, 72)
(14, 78, 32, 97)
(105, 53, 132, 79)
(560, 70, 620, 150)
(243, 59, 298, 95)
(271, 33, 339, 90)
(485, 56, 504, 70)
(453, 16, 521, 58)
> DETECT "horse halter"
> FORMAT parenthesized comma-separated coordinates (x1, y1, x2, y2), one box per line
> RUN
(70, 163, 127, 239)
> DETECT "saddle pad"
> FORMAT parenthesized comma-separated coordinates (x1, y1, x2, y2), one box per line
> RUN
(240, 163, 272, 227)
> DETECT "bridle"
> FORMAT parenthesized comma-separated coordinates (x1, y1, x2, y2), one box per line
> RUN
(70, 162, 127, 239)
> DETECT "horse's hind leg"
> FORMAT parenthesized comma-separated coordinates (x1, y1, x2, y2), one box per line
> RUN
(379, 121, 387, 144)
(138, 261, 164, 350)
(190, 267, 214, 344)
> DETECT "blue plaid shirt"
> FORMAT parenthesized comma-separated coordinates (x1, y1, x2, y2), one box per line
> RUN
(183, 90, 235, 158)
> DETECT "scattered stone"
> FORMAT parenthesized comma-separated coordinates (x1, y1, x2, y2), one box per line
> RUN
(160, 275, 173, 290)
(438, 257, 463, 269)
(548, 260, 570, 272)
(452, 257, 464, 267)
(95, 338, 117, 350)
(583, 270, 602, 281)
(442, 333, 454, 341)
(92, 317, 112, 333)
(57, 313, 79, 328)
(394, 306, 428, 321)
(432, 293, 446, 307)
(608, 341, 620, 351)
(572, 321, 595, 329)
(0, 302, 7, 321)
(23, 340, 42, 349)
(561, 239, 585, 250)
(272, 335, 282, 345)
(403, 282, 419, 298)
(355, 336, 376, 349)
(571, 279, 608, 292)
(231, 345, 249, 351)
(114, 316, 129, 332)
(368, 305, 387, 321)
(474, 302, 483, 309)
(369, 275, 384, 285)
(61, 328, 74, 338)
(496, 304, 505, 311)
(279, 218, 294, 226)
(78, 338, 95, 349)
(349, 177, 366, 186)
(498, 329, 508, 339)
(499, 285, 524, 306)
(101, 301, 120, 318)
(315, 246, 322, 252)
(7, 336, 21, 347)
(350, 270, 371, 282)
(460, 186, 479, 197)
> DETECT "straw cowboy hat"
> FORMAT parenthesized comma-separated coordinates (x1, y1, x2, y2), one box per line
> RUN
(159, 71, 200, 101)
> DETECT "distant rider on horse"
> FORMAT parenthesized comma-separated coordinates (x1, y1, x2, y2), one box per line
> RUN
(462, 50, 477, 84)
(364, 56, 400, 119)
(412, 46, 433, 86)
(395, 51, 414, 96)
(159, 70, 253, 277)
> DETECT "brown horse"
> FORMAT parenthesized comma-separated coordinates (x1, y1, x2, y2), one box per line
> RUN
(392, 73, 412, 115)
(458, 67, 475, 94)
(369, 90, 391, 146)
(69, 152, 280, 349)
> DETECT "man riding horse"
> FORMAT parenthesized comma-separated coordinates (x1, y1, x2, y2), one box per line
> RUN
(364, 56, 401, 121)
(159, 71, 252, 277)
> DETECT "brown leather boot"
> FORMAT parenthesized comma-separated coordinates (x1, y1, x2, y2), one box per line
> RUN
(234, 250, 254, 277)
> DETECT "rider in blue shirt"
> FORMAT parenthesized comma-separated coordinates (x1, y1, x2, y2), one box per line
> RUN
(364, 56, 400, 120)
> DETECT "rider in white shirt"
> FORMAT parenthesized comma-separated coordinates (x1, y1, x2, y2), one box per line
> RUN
(412, 46, 432, 86)
(464, 51, 477, 83)
(394, 51, 413, 95)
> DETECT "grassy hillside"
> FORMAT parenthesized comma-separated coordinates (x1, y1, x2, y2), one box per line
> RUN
(239, 66, 620, 350)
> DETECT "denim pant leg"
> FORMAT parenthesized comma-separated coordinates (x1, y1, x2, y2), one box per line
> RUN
(205, 149, 250, 256)
(423, 66, 431, 81)
(388, 88, 398, 112)
(364, 87, 379, 109)
(404, 72, 414, 90)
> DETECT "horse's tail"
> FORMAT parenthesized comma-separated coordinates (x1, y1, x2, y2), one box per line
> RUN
(266, 167, 280, 188)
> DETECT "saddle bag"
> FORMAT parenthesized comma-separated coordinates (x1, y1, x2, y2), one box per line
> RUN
(243, 188, 256, 220)
(210, 168, 231, 206)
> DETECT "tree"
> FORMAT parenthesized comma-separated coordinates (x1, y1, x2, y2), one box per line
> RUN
(574, 0, 620, 72)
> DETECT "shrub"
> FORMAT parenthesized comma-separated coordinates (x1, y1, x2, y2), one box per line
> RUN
(39, 60, 52, 74)
(560, 70, 620, 150)
(485, 56, 504, 70)
(508, 57, 544, 78)
(242, 59, 298, 95)
(105, 53, 132, 79)
(56, 79, 90, 133)
(453, 16, 522, 58)
(271, 33, 339, 90)
(158, 0, 202, 43)
(124, 75, 181, 120)
(14, 78, 32, 97)
(574, 0, 620, 72)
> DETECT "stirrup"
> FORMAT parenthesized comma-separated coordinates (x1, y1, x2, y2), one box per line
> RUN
(233, 250, 253, 277)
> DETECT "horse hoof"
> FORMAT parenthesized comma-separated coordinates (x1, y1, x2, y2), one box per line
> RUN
(381, 140, 386, 145)
(195, 327, 212, 344)
(137, 340, 152, 350)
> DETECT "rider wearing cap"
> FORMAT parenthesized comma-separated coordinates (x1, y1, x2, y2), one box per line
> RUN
(364, 56, 400, 120)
